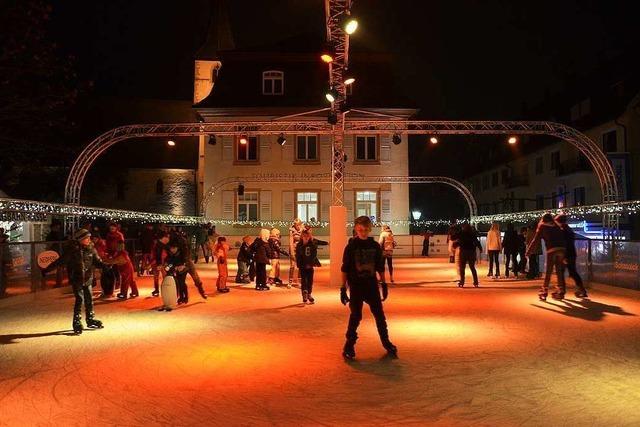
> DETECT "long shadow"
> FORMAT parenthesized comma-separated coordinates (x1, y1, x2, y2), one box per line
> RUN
(0, 330, 76, 344)
(240, 303, 307, 314)
(531, 298, 636, 321)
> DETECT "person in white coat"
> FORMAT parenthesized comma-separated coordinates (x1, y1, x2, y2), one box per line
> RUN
(486, 222, 502, 278)
(378, 225, 397, 283)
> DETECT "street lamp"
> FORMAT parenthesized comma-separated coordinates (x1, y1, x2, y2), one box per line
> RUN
(412, 210, 422, 220)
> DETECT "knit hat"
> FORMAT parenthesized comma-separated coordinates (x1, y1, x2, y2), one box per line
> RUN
(74, 228, 91, 241)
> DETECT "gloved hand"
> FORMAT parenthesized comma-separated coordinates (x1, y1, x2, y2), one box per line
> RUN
(380, 281, 388, 301)
(340, 286, 350, 305)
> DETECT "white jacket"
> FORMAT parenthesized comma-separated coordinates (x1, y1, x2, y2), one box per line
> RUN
(486, 229, 502, 252)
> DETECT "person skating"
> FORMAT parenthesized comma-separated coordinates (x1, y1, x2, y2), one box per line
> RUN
(421, 230, 432, 257)
(517, 227, 528, 277)
(446, 220, 461, 263)
(174, 231, 208, 300)
(454, 223, 482, 287)
(268, 228, 289, 286)
(340, 216, 396, 360)
(526, 213, 567, 301)
(251, 229, 272, 291)
(502, 223, 519, 278)
(288, 218, 306, 287)
(486, 222, 502, 278)
(212, 236, 231, 293)
(164, 240, 189, 304)
(378, 225, 397, 284)
(113, 245, 139, 300)
(150, 231, 170, 296)
(555, 214, 588, 298)
(295, 229, 327, 304)
(91, 231, 113, 298)
(525, 224, 542, 279)
(42, 229, 111, 335)
(235, 235, 253, 284)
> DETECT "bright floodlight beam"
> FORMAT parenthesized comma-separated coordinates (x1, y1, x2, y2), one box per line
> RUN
(167, 140, 176, 146)
(429, 136, 438, 144)
(342, 15, 358, 34)
(344, 76, 355, 85)
(508, 136, 518, 144)
(325, 87, 338, 103)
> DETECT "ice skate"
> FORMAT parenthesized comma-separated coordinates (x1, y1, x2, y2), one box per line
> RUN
(302, 290, 308, 303)
(473, 282, 479, 288)
(551, 292, 565, 301)
(151, 289, 159, 297)
(129, 292, 139, 298)
(457, 281, 464, 288)
(116, 293, 127, 300)
(196, 283, 208, 299)
(382, 340, 398, 356)
(575, 290, 589, 299)
(342, 342, 356, 360)
(538, 292, 547, 301)
(307, 294, 315, 305)
(86, 318, 103, 329)
(286, 281, 292, 289)
(72, 317, 83, 335)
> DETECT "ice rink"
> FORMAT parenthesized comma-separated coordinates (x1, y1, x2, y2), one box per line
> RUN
(1, 257, 640, 426)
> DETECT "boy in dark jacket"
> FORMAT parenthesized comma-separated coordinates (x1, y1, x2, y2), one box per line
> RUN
(502, 223, 519, 278)
(340, 216, 396, 360)
(555, 214, 588, 298)
(164, 240, 189, 304)
(453, 224, 482, 287)
(43, 229, 110, 334)
(236, 235, 253, 284)
(251, 229, 272, 291)
(295, 229, 328, 304)
(526, 213, 567, 300)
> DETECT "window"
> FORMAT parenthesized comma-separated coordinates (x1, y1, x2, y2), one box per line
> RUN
(491, 172, 499, 187)
(237, 192, 259, 221)
(535, 157, 543, 175)
(237, 136, 258, 161)
(262, 70, 283, 95)
(355, 191, 378, 220)
(602, 130, 617, 153)
(296, 136, 318, 161)
(550, 151, 560, 170)
(482, 175, 489, 191)
(536, 195, 544, 210)
(355, 136, 377, 161)
(155, 179, 164, 195)
(574, 187, 586, 206)
(296, 192, 318, 222)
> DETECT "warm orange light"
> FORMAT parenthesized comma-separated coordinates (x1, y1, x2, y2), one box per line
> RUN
(508, 136, 518, 144)
(167, 140, 176, 146)
(239, 136, 248, 145)
(430, 136, 438, 144)
(320, 54, 334, 63)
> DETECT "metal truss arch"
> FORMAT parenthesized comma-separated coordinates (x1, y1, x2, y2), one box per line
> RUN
(200, 174, 477, 218)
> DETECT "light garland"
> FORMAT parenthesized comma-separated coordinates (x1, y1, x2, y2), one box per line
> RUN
(470, 200, 640, 224)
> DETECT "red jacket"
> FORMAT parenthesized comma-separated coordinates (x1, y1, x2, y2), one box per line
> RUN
(106, 230, 125, 255)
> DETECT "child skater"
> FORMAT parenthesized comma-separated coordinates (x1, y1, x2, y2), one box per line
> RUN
(236, 235, 253, 284)
(251, 229, 272, 291)
(295, 229, 327, 304)
(340, 216, 397, 360)
(213, 236, 231, 293)
(268, 228, 289, 287)
(164, 240, 189, 304)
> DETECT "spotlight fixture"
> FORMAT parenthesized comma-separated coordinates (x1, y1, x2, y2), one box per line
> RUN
(239, 135, 248, 145)
(508, 136, 518, 145)
(392, 133, 402, 145)
(277, 133, 286, 146)
(344, 75, 355, 86)
(320, 43, 335, 63)
(167, 140, 176, 146)
(429, 136, 439, 145)
(207, 135, 217, 146)
(340, 14, 359, 34)
(327, 111, 338, 125)
(325, 86, 338, 103)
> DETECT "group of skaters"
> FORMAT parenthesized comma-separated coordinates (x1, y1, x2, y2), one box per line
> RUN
(447, 213, 588, 301)
(42, 216, 398, 360)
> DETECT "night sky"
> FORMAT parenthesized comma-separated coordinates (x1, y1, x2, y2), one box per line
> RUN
(41, 0, 640, 218)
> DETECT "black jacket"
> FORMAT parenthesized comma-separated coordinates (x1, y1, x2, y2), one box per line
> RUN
(559, 223, 577, 258)
(527, 222, 566, 254)
(341, 237, 384, 288)
(44, 241, 105, 287)
(502, 229, 519, 254)
(454, 229, 482, 252)
(251, 238, 271, 264)
(296, 238, 328, 269)
(237, 242, 252, 263)
(164, 250, 188, 275)
(268, 237, 289, 259)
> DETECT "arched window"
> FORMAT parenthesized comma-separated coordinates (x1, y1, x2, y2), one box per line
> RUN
(156, 179, 164, 195)
(262, 70, 284, 95)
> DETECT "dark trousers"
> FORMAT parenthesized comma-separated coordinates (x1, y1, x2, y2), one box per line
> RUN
(249, 262, 256, 281)
(186, 259, 204, 289)
(300, 267, 314, 295)
(518, 250, 527, 272)
(175, 272, 188, 300)
(542, 250, 566, 295)
(505, 252, 519, 277)
(383, 256, 393, 277)
(488, 250, 500, 276)
(527, 255, 540, 278)
(100, 266, 115, 296)
(422, 242, 429, 256)
(565, 256, 586, 292)
(458, 249, 478, 285)
(345, 285, 390, 345)
(73, 282, 95, 322)
(256, 262, 267, 286)
(236, 260, 249, 282)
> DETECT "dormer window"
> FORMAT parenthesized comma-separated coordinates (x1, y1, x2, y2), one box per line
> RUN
(262, 70, 284, 95)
